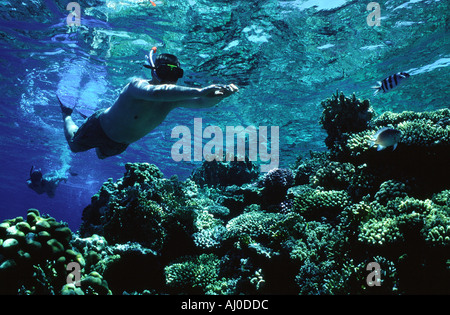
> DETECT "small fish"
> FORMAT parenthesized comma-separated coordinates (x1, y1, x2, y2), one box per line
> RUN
(372, 72, 410, 95)
(369, 127, 402, 151)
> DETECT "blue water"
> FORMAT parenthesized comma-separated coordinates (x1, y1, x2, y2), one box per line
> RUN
(0, 0, 448, 231)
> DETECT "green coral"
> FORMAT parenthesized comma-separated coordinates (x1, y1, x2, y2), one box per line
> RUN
(0, 209, 110, 295)
(356, 191, 450, 250)
(192, 209, 226, 249)
(358, 216, 403, 246)
(288, 185, 352, 220)
(422, 208, 450, 247)
(225, 211, 284, 244)
(310, 161, 355, 190)
(164, 254, 222, 294)
(374, 109, 450, 129)
(373, 180, 409, 206)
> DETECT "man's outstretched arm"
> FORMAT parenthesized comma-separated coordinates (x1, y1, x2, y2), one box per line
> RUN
(175, 84, 239, 109)
(127, 79, 237, 105)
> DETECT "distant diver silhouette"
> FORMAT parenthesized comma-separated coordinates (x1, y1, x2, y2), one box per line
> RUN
(26, 166, 67, 198)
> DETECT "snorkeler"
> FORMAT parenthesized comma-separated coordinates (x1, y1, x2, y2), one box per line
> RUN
(26, 166, 67, 198)
(58, 47, 239, 159)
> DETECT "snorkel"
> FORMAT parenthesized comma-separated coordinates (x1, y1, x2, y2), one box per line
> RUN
(144, 47, 184, 83)
(144, 46, 161, 82)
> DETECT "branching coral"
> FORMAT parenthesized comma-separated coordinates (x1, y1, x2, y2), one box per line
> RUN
(310, 161, 355, 190)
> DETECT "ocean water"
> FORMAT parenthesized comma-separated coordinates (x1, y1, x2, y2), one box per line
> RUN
(0, 0, 448, 271)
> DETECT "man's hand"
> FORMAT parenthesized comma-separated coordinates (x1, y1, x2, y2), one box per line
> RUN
(201, 84, 239, 98)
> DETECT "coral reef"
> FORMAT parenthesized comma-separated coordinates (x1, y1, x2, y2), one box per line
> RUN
(320, 91, 375, 154)
(0, 209, 110, 295)
(2, 91, 449, 295)
(191, 158, 260, 187)
(259, 168, 295, 205)
(321, 96, 450, 198)
(79, 162, 196, 254)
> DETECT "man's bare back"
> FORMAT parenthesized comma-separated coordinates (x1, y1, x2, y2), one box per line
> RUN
(60, 77, 238, 159)
(99, 78, 236, 144)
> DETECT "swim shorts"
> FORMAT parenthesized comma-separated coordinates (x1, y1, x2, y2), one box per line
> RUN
(71, 110, 129, 158)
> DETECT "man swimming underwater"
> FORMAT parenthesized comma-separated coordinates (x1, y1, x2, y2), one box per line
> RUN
(59, 47, 238, 159)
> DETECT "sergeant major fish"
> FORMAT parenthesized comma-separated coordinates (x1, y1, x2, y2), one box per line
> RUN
(369, 127, 402, 151)
(372, 72, 410, 95)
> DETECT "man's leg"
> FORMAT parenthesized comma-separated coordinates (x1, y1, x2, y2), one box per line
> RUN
(58, 96, 80, 152)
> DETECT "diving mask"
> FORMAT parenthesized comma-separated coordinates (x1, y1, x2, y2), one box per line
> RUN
(144, 47, 184, 82)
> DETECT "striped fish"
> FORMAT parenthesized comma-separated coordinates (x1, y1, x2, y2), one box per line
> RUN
(372, 72, 410, 95)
